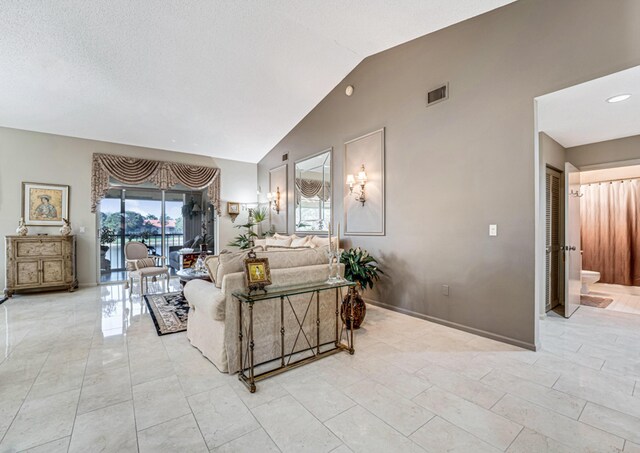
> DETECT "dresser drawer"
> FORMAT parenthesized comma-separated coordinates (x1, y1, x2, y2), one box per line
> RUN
(16, 240, 62, 257)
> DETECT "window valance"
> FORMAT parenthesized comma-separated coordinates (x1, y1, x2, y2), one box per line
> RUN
(91, 153, 221, 214)
(295, 178, 330, 203)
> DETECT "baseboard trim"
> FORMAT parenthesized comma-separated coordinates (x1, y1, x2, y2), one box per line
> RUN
(0, 296, 7, 305)
(79, 282, 98, 288)
(364, 298, 537, 352)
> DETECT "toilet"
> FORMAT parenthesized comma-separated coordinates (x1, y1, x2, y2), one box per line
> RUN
(581, 270, 601, 294)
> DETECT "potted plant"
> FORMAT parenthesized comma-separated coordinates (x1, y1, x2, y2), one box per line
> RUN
(340, 247, 384, 329)
(252, 206, 268, 238)
(228, 220, 258, 250)
(99, 226, 116, 272)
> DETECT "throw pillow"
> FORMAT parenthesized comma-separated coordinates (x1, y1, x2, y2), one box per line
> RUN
(290, 236, 310, 247)
(204, 256, 219, 283)
(274, 233, 295, 240)
(311, 236, 331, 248)
(266, 237, 293, 247)
(136, 257, 156, 269)
(254, 238, 267, 248)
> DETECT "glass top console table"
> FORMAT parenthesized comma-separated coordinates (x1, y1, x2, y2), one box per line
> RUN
(233, 280, 357, 393)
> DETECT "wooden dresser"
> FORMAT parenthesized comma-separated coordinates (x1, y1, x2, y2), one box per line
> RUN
(4, 235, 78, 297)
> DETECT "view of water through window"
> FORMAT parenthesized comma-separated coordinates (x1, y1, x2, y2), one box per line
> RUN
(98, 188, 204, 282)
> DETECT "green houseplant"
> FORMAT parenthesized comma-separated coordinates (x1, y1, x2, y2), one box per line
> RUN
(228, 220, 258, 250)
(252, 206, 268, 238)
(340, 247, 384, 328)
(99, 226, 117, 272)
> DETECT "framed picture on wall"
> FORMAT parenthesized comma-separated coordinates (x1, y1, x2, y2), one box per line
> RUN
(22, 182, 70, 226)
(227, 202, 240, 222)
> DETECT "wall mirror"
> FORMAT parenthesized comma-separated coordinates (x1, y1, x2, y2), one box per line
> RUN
(294, 148, 332, 233)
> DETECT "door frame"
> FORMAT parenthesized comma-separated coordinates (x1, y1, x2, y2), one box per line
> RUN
(534, 92, 640, 347)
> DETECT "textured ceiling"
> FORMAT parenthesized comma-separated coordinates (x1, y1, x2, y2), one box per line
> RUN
(0, 0, 514, 163)
(537, 65, 640, 148)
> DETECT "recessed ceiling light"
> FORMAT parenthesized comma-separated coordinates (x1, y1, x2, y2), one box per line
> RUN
(606, 94, 631, 103)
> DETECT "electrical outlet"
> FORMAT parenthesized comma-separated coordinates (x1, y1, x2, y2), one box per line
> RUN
(442, 285, 449, 296)
(489, 224, 498, 237)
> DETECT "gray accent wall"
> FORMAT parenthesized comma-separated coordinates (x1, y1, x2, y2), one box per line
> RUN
(541, 133, 566, 173)
(567, 135, 640, 168)
(258, 0, 640, 349)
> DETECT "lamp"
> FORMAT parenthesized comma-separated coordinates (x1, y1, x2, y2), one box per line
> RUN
(267, 186, 281, 214)
(346, 164, 367, 206)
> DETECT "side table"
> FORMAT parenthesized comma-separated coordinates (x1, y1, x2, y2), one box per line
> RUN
(176, 269, 211, 295)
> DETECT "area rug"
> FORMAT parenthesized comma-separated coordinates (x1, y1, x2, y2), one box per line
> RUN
(580, 294, 614, 309)
(144, 292, 190, 335)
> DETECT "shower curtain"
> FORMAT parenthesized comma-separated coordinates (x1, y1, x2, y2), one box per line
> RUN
(580, 179, 640, 286)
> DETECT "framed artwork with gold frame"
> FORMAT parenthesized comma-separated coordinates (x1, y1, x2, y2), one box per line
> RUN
(22, 182, 70, 226)
(227, 201, 240, 222)
(244, 251, 271, 294)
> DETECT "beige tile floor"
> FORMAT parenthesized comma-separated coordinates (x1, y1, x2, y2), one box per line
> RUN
(590, 283, 640, 316)
(1, 281, 640, 452)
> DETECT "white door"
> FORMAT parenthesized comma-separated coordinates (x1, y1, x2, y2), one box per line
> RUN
(564, 162, 582, 318)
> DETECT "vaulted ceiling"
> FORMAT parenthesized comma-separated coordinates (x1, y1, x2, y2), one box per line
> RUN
(0, 0, 515, 163)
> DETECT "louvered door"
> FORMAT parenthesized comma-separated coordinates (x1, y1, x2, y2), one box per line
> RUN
(545, 168, 562, 312)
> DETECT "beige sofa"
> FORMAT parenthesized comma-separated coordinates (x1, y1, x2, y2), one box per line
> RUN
(184, 246, 344, 373)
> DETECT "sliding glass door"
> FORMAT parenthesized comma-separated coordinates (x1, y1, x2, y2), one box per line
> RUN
(98, 187, 206, 282)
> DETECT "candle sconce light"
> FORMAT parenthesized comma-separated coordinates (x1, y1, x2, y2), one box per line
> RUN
(346, 164, 368, 206)
(267, 186, 281, 214)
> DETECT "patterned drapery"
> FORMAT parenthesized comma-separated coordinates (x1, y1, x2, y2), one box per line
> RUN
(581, 180, 640, 286)
(91, 153, 221, 214)
(295, 178, 330, 202)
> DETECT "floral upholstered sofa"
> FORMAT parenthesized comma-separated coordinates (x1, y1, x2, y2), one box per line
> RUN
(183, 246, 343, 373)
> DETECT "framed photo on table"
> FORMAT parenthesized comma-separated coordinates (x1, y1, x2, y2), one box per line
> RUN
(244, 250, 271, 294)
(22, 182, 69, 226)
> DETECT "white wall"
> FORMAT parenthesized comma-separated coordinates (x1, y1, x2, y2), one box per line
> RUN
(0, 127, 256, 290)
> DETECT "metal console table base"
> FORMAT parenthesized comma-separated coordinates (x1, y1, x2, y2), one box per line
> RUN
(233, 281, 356, 393)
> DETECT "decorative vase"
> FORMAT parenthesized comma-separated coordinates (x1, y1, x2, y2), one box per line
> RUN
(16, 218, 28, 236)
(341, 287, 366, 329)
(59, 219, 72, 236)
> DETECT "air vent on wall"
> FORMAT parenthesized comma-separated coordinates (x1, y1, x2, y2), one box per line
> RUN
(427, 83, 448, 106)
(282, 153, 288, 161)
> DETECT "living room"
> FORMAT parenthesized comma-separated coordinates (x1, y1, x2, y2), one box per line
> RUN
(2, 1, 640, 452)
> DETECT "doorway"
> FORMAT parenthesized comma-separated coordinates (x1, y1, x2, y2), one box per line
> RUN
(98, 187, 213, 283)
(576, 164, 640, 315)
(535, 64, 640, 325)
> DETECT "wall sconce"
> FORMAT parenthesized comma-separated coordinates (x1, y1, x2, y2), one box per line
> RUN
(346, 164, 368, 206)
(267, 186, 281, 214)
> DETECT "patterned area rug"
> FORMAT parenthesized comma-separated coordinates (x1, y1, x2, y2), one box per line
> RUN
(580, 294, 614, 309)
(144, 292, 190, 335)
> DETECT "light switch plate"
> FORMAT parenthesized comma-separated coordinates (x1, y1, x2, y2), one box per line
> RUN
(489, 224, 497, 236)
(442, 285, 449, 296)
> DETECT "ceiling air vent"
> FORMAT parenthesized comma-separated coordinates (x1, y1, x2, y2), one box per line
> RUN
(282, 153, 288, 161)
(427, 83, 448, 106)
